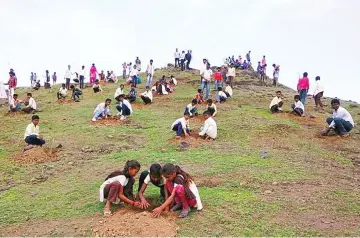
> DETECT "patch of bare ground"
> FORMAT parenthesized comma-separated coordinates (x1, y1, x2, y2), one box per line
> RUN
(168, 130, 212, 149)
(194, 176, 222, 188)
(0, 207, 178, 237)
(56, 98, 74, 104)
(89, 116, 131, 126)
(11, 147, 60, 164)
(4, 111, 27, 117)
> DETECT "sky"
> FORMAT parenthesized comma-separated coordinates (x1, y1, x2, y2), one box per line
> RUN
(1, 0, 360, 101)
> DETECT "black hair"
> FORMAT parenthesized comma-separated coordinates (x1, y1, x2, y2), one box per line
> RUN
(105, 160, 141, 180)
(303, 72, 308, 77)
(95, 80, 99, 83)
(316, 76, 320, 81)
(27, 93, 32, 97)
(70, 85, 75, 89)
(203, 111, 212, 116)
(276, 91, 281, 94)
(149, 163, 162, 177)
(184, 112, 190, 116)
(191, 98, 198, 104)
(161, 163, 192, 186)
(207, 99, 213, 104)
(32, 115, 39, 120)
(62, 83, 65, 87)
(197, 89, 202, 93)
(294, 95, 300, 100)
(218, 87, 222, 91)
(131, 84, 135, 87)
(119, 94, 125, 98)
(170, 75, 174, 78)
(145, 86, 150, 89)
(272, 64, 276, 67)
(13, 94, 18, 97)
(331, 98, 340, 105)
(150, 59, 153, 62)
(120, 84, 124, 87)
(105, 98, 111, 103)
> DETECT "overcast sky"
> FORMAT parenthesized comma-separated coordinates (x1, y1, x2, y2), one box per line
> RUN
(1, 0, 359, 101)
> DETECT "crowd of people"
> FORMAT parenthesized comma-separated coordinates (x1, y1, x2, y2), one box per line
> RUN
(2, 48, 356, 221)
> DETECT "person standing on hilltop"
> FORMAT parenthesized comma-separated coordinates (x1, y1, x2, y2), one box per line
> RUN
(297, 72, 310, 105)
(146, 59, 155, 88)
(30, 72, 34, 86)
(64, 65, 72, 89)
(79, 66, 86, 89)
(185, 50, 192, 70)
(313, 76, 324, 112)
(246, 51, 251, 63)
(262, 56, 267, 74)
(174, 48, 180, 68)
(226, 63, 235, 88)
(135, 57, 141, 73)
(180, 50, 186, 71)
(89, 63, 98, 85)
(122, 62, 127, 79)
(272, 64, 280, 87)
(7, 71, 17, 102)
(52, 72, 57, 86)
(201, 63, 213, 100)
(200, 59, 208, 84)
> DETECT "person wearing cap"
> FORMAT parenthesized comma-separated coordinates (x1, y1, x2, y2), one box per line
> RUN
(321, 98, 354, 137)
(146, 60, 155, 88)
(199, 111, 217, 140)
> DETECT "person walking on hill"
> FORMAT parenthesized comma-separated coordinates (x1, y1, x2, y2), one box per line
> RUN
(297, 72, 310, 105)
(313, 76, 324, 111)
(146, 60, 155, 88)
(261, 56, 267, 74)
(7, 71, 17, 101)
(64, 65, 73, 89)
(180, 50, 186, 71)
(201, 63, 213, 100)
(90, 63, 98, 85)
(246, 51, 251, 63)
(185, 50, 192, 70)
(226, 64, 235, 88)
(272, 64, 280, 87)
(174, 48, 180, 68)
(200, 59, 208, 84)
(135, 57, 141, 73)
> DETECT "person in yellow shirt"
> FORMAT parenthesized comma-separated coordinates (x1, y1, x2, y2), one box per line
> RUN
(23, 115, 45, 151)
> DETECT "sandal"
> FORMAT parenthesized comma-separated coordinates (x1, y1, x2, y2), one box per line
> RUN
(178, 208, 190, 218)
(103, 210, 112, 216)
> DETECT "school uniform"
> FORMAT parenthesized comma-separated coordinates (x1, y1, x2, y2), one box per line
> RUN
(226, 67, 235, 87)
(313, 80, 324, 108)
(57, 87, 67, 99)
(138, 170, 165, 198)
(170, 77, 177, 86)
(130, 69, 138, 87)
(201, 69, 213, 99)
(180, 52, 185, 71)
(171, 117, 190, 136)
(93, 102, 110, 120)
(64, 69, 72, 89)
(22, 97, 37, 113)
(206, 103, 217, 116)
(269, 97, 283, 113)
(184, 103, 197, 117)
(292, 100, 305, 116)
(92, 84, 102, 93)
(146, 64, 155, 87)
(72, 87, 82, 101)
(174, 51, 180, 67)
(114, 88, 124, 101)
(225, 85, 233, 98)
(140, 90, 153, 104)
(199, 116, 217, 139)
(99, 174, 134, 204)
(79, 69, 86, 89)
(326, 106, 354, 135)
(24, 123, 45, 146)
(216, 91, 227, 103)
(127, 89, 137, 103)
(116, 99, 133, 116)
(9, 98, 21, 112)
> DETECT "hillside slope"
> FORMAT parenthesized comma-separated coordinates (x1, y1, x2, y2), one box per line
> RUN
(0, 67, 359, 236)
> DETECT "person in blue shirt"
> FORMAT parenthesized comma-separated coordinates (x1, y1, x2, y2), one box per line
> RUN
(242, 60, 249, 70)
(126, 84, 137, 103)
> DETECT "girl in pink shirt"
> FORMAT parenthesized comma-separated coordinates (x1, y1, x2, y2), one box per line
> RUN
(90, 63, 97, 84)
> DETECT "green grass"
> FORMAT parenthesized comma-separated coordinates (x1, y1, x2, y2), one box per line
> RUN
(0, 68, 359, 236)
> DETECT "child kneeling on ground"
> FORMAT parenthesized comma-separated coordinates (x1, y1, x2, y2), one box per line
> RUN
(116, 94, 133, 120)
(291, 95, 305, 117)
(93, 80, 103, 93)
(22, 93, 37, 114)
(138, 163, 165, 209)
(171, 113, 190, 138)
(184, 99, 198, 117)
(57, 84, 67, 100)
(92, 98, 111, 121)
(205, 99, 217, 117)
(99, 160, 142, 216)
(23, 115, 46, 151)
(199, 111, 217, 140)
(140, 86, 153, 105)
(269, 91, 283, 113)
(216, 87, 227, 103)
(152, 163, 203, 218)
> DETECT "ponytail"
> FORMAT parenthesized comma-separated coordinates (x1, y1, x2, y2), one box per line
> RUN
(105, 160, 140, 180)
(161, 163, 193, 186)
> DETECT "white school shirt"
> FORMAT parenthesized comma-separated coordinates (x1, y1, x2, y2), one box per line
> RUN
(92, 84, 102, 91)
(174, 51, 180, 58)
(99, 175, 128, 202)
(64, 69, 72, 79)
(27, 97, 37, 110)
(329, 106, 355, 128)
(94, 102, 107, 113)
(313, 80, 324, 96)
(200, 63, 207, 75)
(199, 117, 217, 139)
(24, 123, 40, 139)
(226, 67, 235, 77)
(225, 85, 233, 97)
(171, 117, 189, 130)
(120, 99, 133, 114)
(171, 77, 177, 85)
(59, 87, 67, 96)
(180, 52, 185, 60)
(274, 69, 279, 78)
(218, 91, 227, 98)
(141, 90, 153, 102)
(114, 88, 124, 99)
(202, 69, 213, 82)
(130, 69, 138, 77)
(186, 103, 195, 116)
(146, 64, 155, 75)
(294, 100, 305, 112)
(269, 97, 282, 109)
(143, 172, 165, 186)
(161, 85, 168, 95)
(79, 69, 86, 77)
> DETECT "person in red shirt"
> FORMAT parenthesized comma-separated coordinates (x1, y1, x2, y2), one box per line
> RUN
(8, 71, 17, 100)
(297, 72, 310, 105)
(213, 67, 223, 90)
(194, 89, 204, 104)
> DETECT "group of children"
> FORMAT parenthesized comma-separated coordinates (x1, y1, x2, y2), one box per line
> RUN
(57, 83, 83, 102)
(9, 93, 37, 114)
(92, 94, 133, 122)
(270, 90, 305, 117)
(99, 161, 202, 218)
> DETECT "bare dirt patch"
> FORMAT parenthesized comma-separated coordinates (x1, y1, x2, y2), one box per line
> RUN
(195, 176, 222, 188)
(56, 98, 74, 104)
(89, 116, 131, 126)
(276, 113, 324, 127)
(4, 111, 26, 117)
(190, 116, 205, 124)
(11, 147, 60, 164)
(93, 207, 178, 237)
(168, 130, 211, 149)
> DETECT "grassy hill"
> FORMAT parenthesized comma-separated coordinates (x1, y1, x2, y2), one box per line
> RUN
(0, 67, 359, 236)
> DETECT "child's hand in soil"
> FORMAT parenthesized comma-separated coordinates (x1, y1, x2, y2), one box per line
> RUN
(152, 207, 163, 217)
(140, 199, 150, 209)
(133, 201, 142, 208)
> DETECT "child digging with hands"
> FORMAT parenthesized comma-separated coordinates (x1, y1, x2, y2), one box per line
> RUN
(99, 160, 142, 216)
(152, 163, 203, 218)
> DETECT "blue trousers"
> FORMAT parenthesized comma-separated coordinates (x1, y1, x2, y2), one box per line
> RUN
(201, 81, 210, 99)
(184, 107, 197, 116)
(116, 104, 131, 116)
(25, 135, 46, 146)
(94, 108, 109, 119)
(326, 117, 353, 135)
(172, 122, 189, 136)
(214, 80, 222, 90)
(146, 73, 153, 87)
(216, 95, 226, 102)
(132, 75, 137, 87)
(299, 89, 308, 105)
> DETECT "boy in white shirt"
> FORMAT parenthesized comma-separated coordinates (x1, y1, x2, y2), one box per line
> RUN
(170, 75, 177, 86)
(224, 82, 233, 98)
(92, 80, 103, 93)
(79, 65, 86, 89)
(116, 94, 133, 120)
(146, 60, 155, 87)
(140, 86, 153, 105)
(114, 84, 125, 102)
(321, 98, 354, 137)
(201, 63, 213, 100)
(199, 111, 217, 140)
(130, 65, 138, 88)
(22, 93, 37, 114)
(24, 115, 45, 151)
(313, 76, 324, 111)
(92, 98, 111, 121)
(291, 95, 305, 117)
(226, 63, 235, 87)
(171, 113, 190, 138)
(57, 84, 67, 100)
(205, 99, 217, 117)
(9, 94, 22, 112)
(269, 91, 283, 113)
(184, 99, 198, 117)
(216, 87, 227, 103)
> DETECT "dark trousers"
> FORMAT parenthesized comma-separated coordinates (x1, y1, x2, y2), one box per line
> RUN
(314, 92, 324, 108)
(291, 104, 304, 116)
(72, 91, 80, 101)
(186, 60, 191, 70)
(299, 89, 308, 105)
(57, 92, 66, 100)
(175, 58, 179, 67)
(138, 172, 165, 198)
(132, 76, 137, 87)
(326, 118, 353, 135)
(172, 122, 189, 136)
(66, 78, 71, 89)
(141, 95, 151, 104)
(184, 107, 198, 116)
(25, 135, 45, 146)
(22, 107, 35, 114)
(79, 76, 85, 89)
(270, 101, 284, 113)
(93, 87, 100, 93)
(123, 70, 126, 79)
(116, 104, 131, 116)
(127, 96, 136, 103)
(180, 59, 185, 71)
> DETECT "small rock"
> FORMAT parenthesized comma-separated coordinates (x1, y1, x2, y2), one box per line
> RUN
(107, 135, 114, 138)
(264, 190, 272, 194)
(321, 219, 335, 224)
(98, 220, 103, 224)
(68, 162, 74, 165)
(161, 148, 166, 152)
(260, 151, 268, 159)
(272, 182, 278, 185)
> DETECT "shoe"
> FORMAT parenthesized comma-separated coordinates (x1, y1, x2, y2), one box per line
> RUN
(120, 115, 126, 121)
(92, 118, 96, 122)
(116, 112, 121, 116)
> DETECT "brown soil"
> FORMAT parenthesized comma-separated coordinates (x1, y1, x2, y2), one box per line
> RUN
(276, 113, 325, 126)
(4, 111, 26, 117)
(131, 103, 148, 109)
(168, 130, 210, 149)
(56, 98, 74, 104)
(195, 176, 222, 188)
(190, 116, 205, 124)
(92, 207, 178, 237)
(89, 116, 131, 126)
(11, 147, 60, 164)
